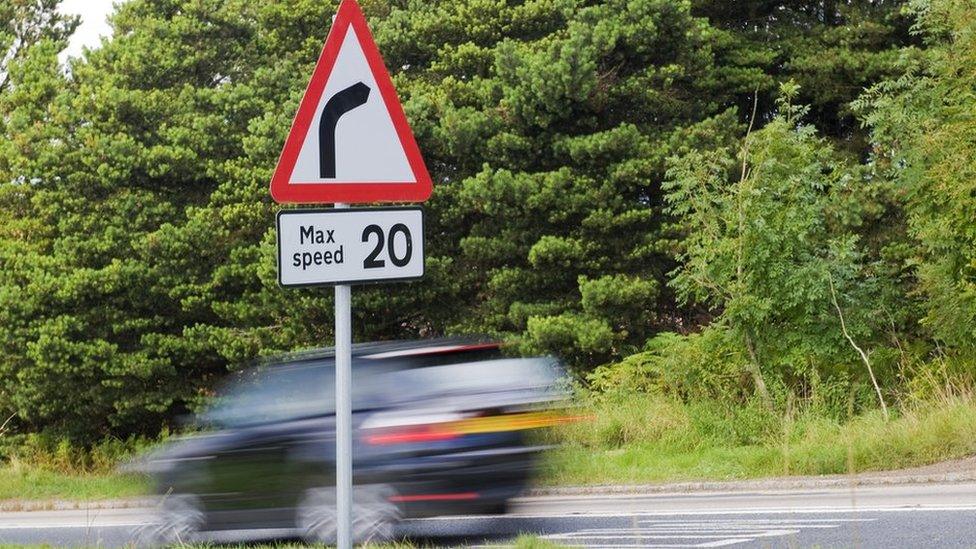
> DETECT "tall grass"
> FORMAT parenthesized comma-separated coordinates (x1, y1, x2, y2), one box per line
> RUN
(0, 434, 155, 503)
(0, 433, 158, 474)
(0, 467, 149, 503)
(542, 383, 976, 485)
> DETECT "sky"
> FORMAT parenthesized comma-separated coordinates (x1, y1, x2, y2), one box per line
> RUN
(59, 0, 117, 60)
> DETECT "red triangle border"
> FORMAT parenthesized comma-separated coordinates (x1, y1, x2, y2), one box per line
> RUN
(269, 0, 433, 204)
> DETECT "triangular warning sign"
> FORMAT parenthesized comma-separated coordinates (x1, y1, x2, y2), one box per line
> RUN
(270, 0, 432, 204)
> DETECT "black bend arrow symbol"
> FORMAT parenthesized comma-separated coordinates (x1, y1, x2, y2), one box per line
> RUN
(319, 82, 371, 179)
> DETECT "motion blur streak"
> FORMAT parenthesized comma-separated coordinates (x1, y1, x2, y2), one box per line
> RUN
(128, 338, 568, 547)
(363, 411, 577, 445)
(389, 492, 480, 502)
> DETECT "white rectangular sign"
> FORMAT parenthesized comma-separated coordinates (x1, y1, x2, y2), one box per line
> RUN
(277, 207, 424, 287)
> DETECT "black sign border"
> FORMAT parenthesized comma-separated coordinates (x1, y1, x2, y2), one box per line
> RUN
(276, 206, 425, 288)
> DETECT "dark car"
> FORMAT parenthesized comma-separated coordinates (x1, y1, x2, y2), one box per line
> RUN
(134, 338, 567, 545)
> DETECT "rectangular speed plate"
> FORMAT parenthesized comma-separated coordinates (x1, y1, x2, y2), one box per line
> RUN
(277, 207, 424, 287)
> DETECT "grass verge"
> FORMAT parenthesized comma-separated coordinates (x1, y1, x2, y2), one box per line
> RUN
(541, 391, 976, 485)
(0, 433, 154, 504)
(0, 466, 149, 504)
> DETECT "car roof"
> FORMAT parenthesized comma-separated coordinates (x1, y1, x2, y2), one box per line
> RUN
(261, 336, 501, 367)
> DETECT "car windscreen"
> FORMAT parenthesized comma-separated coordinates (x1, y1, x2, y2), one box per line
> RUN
(202, 360, 394, 427)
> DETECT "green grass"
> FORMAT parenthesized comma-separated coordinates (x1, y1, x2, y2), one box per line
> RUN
(0, 432, 155, 504)
(5, 392, 976, 503)
(0, 466, 149, 503)
(541, 391, 976, 485)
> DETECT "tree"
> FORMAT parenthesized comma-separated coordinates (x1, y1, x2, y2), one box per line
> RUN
(664, 84, 886, 408)
(392, 0, 766, 368)
(0, 0, 77, 93)
(0, 0, 79, 438)
(157, 0, 773, 372)
(693, 0, 916, 154)
(0, 0, 928, 441)
(0, 0, 267, 440)
(856, 0, 976, 352)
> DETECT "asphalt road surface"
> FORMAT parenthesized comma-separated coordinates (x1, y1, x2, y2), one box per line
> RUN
(2, 482, 976, 547)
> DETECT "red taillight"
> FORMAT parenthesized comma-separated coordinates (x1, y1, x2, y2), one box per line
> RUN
(363, 410, 586, 445)
(363, 424, 459, 445)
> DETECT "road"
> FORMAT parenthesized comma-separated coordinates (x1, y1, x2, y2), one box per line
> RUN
(2, 482, 976, 547)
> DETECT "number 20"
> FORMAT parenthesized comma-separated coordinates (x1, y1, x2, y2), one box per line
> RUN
(362, 224, 413, 269)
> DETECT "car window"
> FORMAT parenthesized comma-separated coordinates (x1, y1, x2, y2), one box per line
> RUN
(203, 363, 331, 427)
(203, 360, 396, 427)
(388, 357, 564, 402)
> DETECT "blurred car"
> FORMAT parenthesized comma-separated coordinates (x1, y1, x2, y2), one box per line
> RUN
(132, 338, 568, 545)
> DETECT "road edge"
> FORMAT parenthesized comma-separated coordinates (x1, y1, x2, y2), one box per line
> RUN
(528, 471, 976, 496)
(528, 454, 976, 496)
(7, 471, 976, 513)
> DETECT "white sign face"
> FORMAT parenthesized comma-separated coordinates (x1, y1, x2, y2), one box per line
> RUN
(289, 27, 414, 185)
(277, 208, 424, 287)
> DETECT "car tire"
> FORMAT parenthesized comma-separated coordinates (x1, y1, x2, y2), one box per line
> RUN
(353, 484, 401, 544)
(486, 500, 510, 515)
(134, 493, 204, 547)
(299, 484, 401, 545)
(298, 486, 338, 544)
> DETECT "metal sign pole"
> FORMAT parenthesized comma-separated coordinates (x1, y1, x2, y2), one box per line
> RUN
(334, 202, 353, 549)
(269, 4, 430, 546)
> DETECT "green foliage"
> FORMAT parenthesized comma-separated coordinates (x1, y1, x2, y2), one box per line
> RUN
(856, 0, 976, 353)
(0, 0, 960, 445)
(587, 330, 746, 401)
(663, 100, 880, 404)
(693, 0, 915, 153)
(419, 0, 764, 366)
(0, 0, 78, 93)
(0, 0, 283, 441)
(0, 0, 773, 440)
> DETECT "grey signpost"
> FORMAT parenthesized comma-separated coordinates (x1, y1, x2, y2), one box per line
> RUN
(267, 1, 434, 547)
(275, 206, 425, 547)
(334, 202, 352, 549)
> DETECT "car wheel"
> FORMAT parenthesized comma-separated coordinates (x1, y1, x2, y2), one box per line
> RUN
(134, 493, 204, 547)
(299, 484, 400, 545)
(299, 487, 339, 544)
(353, 484, 401, 544)
(485, 501, 510, 515)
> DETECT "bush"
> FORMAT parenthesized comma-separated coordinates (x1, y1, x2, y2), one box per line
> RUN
(587, 329, 749, 402)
